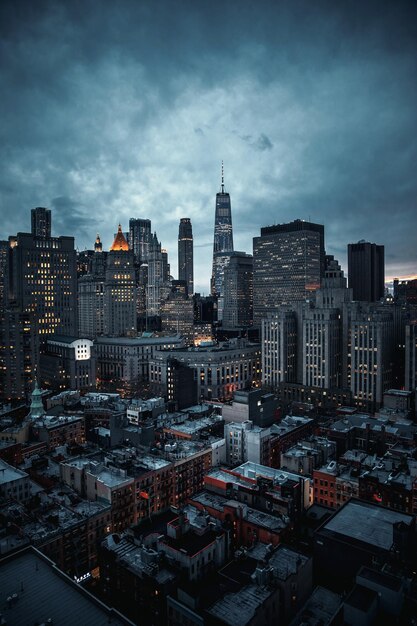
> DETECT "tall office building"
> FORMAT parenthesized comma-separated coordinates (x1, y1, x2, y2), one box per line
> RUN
(253, 219, 325, 325)
(347, 241, 384, 302)
(129, 218, 152, 264)
(178, 218, 194, 295)
(146, 233, 164, 317)
(222, 252, 253, 328)
(262, 257, 351, 393)
(31, 207, 51, 238)
(211, 163, 234, 297)
(78, 235, 107, 339)
(103, 225, 136, 336)
(8, 225, 77, 338)
(405, 321, 417, 394)
(262, 309, 297, 389)
(160, 282, 194, 345)
(346, 302, 394, 410)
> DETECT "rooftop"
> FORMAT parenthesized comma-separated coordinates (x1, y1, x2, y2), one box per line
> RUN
(321, 500, 413, 550)
(0, 547, 133, 625)
(233, 461, 306, 485)
(290, 586, 342, 626)
(0, 459, 28, 485)
(345, 584, 377, 612)
(95, 333, 183, 346)
(208, 583, 273, 626)
(357, 566, 402, 592)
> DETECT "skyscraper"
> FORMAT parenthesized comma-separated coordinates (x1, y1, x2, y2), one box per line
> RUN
(103, 225, 136, 336)
(2, 209, 76, 398)
(347, 241, 385, 302)
(211, 163, 234, 297)
(129, 218, 152, 264)
(78, 235, 107, 339)
(178, 218, 194, 295)
(9, 223, 77, 338)
(31, 207, 51, 238)
(253, 219, 325, 325)
(222, 252, 253, 328)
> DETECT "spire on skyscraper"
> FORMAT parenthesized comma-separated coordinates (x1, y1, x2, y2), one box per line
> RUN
(110, 224, 129, 251)
(211, 165, 234, 300)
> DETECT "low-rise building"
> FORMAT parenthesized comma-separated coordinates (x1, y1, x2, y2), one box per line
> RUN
(280, 437, 336, 476)
(39, 336, 96, 392)
(149, 338, 261, 401)
(95, 333, 184, 388)
(32, 414, 86, 450)
(0, 458, 31, 502)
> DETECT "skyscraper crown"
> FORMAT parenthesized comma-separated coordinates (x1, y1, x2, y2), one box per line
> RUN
(110, 224, 129, 251)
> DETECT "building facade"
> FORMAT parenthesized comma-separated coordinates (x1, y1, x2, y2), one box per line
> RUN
(211, 164, 234, 299)
(348, 241, 384, 302)
(253, 220, 325, 325)
(149, 339, 261, 401)
(178, 218, 193, 295)
(104, 225, 136, 336)
(222, 251, 253, 328)
(129, 218, 151, 264)
(31, 207, 51, 238)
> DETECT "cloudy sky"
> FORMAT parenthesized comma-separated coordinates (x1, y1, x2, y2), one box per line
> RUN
(1, 0, 416, 293)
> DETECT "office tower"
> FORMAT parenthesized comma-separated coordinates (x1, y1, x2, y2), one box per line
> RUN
(160, 283, 194, 345)
(2, 308, 37, 400)
(0, 240, 8, 309)
(8, 219, 77, 338)
(78, 275, 105, 338)
(103, 224, 136, 336)
(78, 235, 107, 339)
(262, 310, 297, 389)
(178, 218, 194, 295)
(31, 207, 51, 237)
(129, 218, 152, 264)
(162, 248, 170, 282)
(302, 308, 341, 388)
(0, 241, 8, 395)
(262, 257, 351, 392)
(211, 163, 234, 297)
(347, 241, 384, 302)
(405, 321, 417, 394)
(346, 302, 394, 411)
(222, 252, 253, 328)
(146, 233, 170, 317)
(394, 278, 417, 305)
(253, 219, 325, 325)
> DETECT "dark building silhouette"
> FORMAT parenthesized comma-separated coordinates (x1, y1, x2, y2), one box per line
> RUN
(348, 241, 385, 302)
(166, 357, 198, 410)
(8, 227, 77, 338)
(211, 163, 234, 299)
(31, 207, 51, 238)
(104, 225, 136, 336)
(129, 218, 151, 264)
(253, 219, 325, 325)
(222, 251, 253, 328)
(394, 277, 417, 305)
(178, 217, 193, 295)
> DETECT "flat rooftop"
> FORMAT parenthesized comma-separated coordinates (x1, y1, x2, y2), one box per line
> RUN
(208, 583, 273, 626)
(0, 547, 133, 625)
(321, 500, 413, 550)
(290, 586, 342, 626)
(0, 459, 28, 485)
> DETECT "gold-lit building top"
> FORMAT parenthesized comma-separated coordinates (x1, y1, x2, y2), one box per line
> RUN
(110, 224, 129, 252)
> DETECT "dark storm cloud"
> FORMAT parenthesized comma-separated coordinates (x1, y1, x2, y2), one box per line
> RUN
(0, 0, 416, 290)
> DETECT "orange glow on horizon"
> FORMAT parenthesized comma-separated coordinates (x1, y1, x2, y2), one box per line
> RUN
(385, 274, 417, 284)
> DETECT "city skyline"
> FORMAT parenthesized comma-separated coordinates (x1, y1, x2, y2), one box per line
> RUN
(1, 1, 416, 293)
